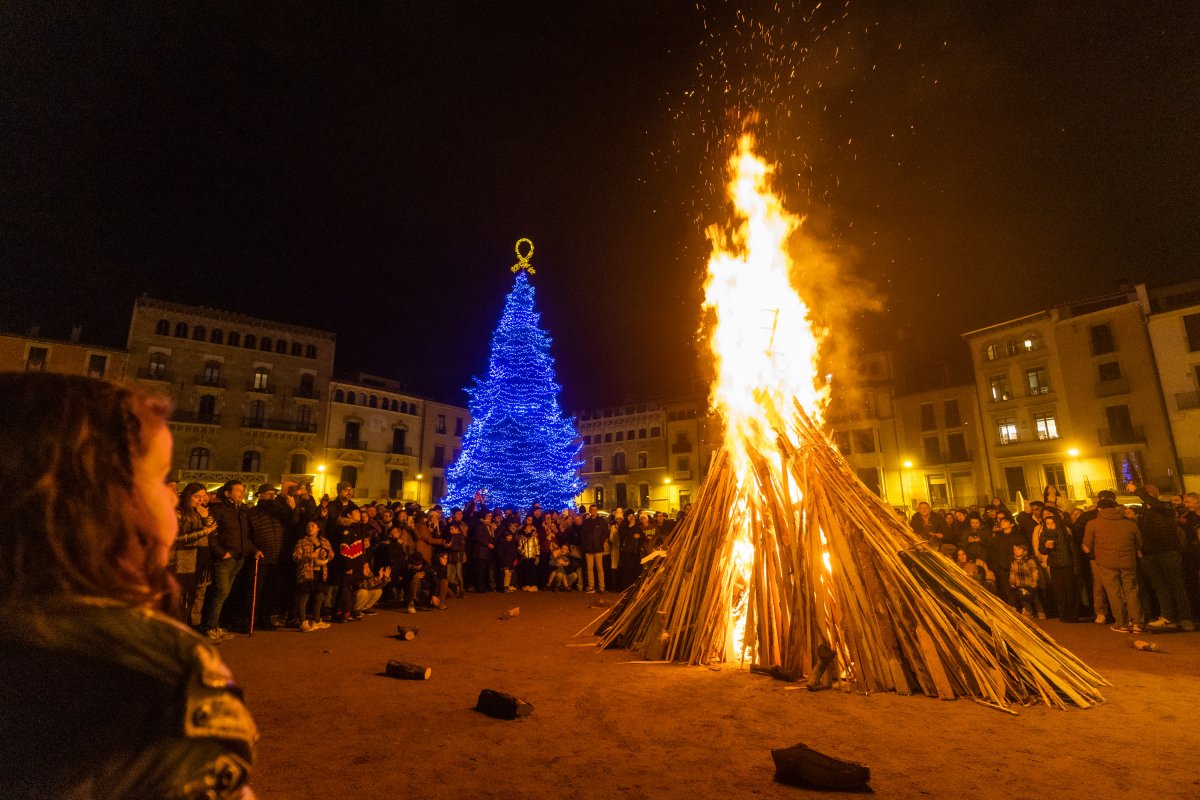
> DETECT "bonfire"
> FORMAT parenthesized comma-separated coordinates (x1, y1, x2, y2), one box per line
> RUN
(597, 135, 1107, 711)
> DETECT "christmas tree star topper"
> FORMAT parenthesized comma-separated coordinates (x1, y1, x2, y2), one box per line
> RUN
(510, 237, 535, 274)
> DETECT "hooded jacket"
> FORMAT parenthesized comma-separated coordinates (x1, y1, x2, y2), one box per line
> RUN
(1083, 507, 1142, 570)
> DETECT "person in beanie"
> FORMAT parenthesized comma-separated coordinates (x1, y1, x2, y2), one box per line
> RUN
(330, 507, 368, 622)
(248, 483, 294, 630)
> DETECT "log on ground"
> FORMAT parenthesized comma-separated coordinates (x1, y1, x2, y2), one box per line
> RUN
(384, 661, 431, 680)
(475, 689, 534, 720)
(771, 742, 870, 791)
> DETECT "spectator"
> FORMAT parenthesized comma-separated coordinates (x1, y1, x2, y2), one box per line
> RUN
(1180, 492, 1200, 617)
(1038, 513, 1081, 622)
(330, 507, 368, 622)
(496, 517, 521, 593)
(354, 564, 389, 615)
(1128, 483, 1194, 631)
(518, 515, 541, 590)
(248, 483, 294, 631)
(955, 547, 991, 589)
(1010, 543, 1046, 619)
(579, 504, 608, 593)
(607, 508, 625, 590)
(0, 373, 255, 798)
(445, 520, 468, 598)
(1073, 490, 1118, 623)
(985, 515, 1023, 607)
(470, 512, 498, 592)
(910, 501, 952, 553)
(292, 520, 333, 632)
(205, 481, 261, 641)
(174, 482, 216, 627)
(618, 513, 648, 589)
(960, 514, 990, 563)
(1083, 498, 1144, 634)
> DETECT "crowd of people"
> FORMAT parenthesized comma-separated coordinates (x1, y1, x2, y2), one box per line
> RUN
(171, 480, 689, 642)
(908, 485, 1200, 634)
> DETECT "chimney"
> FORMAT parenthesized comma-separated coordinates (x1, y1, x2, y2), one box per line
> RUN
(70, 324, 82, 343)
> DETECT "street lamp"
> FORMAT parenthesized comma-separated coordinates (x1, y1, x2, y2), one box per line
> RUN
(316, 464, 326, 499)
(416, 473, 424, 506)
(901, 460, 913, 511)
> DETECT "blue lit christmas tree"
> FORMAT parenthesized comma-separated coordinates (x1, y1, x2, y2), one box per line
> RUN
(441, 239, 584, 511)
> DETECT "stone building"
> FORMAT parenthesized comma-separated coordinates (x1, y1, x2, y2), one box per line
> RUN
(825, 351, 904, 507)
(1145, 281, 1200, 491)
(576, 398, 719, 513)
(322, 374, 461, 504)
(891, 381, 988, 509)
(964, 285, 1180, 504)
(126, 296, 336, 492)
(0, 326, 128, 380)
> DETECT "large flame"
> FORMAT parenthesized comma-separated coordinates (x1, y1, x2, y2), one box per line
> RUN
(703, 133, 828, 660)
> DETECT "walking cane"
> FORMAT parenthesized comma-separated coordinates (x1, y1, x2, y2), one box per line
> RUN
(248, 555, 260, 637)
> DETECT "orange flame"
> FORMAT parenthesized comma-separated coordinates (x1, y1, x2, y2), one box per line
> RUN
(703, 133, 829, 661)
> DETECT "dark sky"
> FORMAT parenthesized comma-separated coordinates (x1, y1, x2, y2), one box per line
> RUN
(3, 2, 1198, 406)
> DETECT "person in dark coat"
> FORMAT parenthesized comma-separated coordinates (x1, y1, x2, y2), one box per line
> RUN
(1038, 513, 1081, 622)
(496, 518, 521, 592)
(579, 504, 608, 593)
(248, 483, 295, 630)
(330, 508, 369, 622)
(985, 515, 1023, 607)
(1128, 482, 1193, 630)
(205, 481, 262, 639)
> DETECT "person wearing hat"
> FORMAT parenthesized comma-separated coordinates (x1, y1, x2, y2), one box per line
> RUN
(326, 481, 358, 537)
(248, 483, 296, 631)
(206, 481, 262, 641)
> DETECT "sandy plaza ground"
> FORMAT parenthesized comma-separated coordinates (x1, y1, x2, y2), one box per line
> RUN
(219, 590, 1200, 800)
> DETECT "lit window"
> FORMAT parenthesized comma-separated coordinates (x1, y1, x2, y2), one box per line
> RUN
(997, 418, 1018, 444)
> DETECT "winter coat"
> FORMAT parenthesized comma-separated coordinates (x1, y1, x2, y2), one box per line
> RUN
(496, 525, 520, 567)
(209, 496, 257, 560)
(1009, 554, 1040, 589)
(960, 527, 991, 563)
(249, 497, 291, 564)
(579, 515, 608, 554)
(1134, 490, 1182, 556)
(518, 528, 540, 560)
(332, 517, 369, 583)
(1037, 523, 1077, 570)
(471, 521, 496, 560)
(414, 522, 445, 564)
(1083, 507, 1142, 570)
(986, 531, 1024, 572)
(174, 510, 215, 575)
(293, 535, 333, 584)
(910, 512, 952, 546)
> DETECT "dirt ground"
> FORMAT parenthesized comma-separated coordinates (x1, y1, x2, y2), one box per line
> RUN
(220, 591, 1200, 800)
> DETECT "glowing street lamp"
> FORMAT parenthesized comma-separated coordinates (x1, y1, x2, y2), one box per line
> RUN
(901, 460, 913, 510)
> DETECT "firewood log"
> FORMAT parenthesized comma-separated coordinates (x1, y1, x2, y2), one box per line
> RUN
(384, 660, 431, 680)
(771, 742, 870, 791)
(395, 626, 418, 641)
(475, 689, 533, 719)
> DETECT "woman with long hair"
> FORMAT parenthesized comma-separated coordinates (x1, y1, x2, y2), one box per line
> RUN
(175, 481, 217, 627)
(0, 373, 256, 798)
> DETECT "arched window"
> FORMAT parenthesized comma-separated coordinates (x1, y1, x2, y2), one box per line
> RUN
(243, 334, 256, 349)
(241, 450, 261, 472)
(227, 331, 240, 348)
(340, 465, 357, 487)
(291, 341, 302, 356)
(289, 453, 308, 474)
(173, 322, 188, 338)
(369, 395, 378, 408)
(275, 339, 287, 354)
(389, 470, 405, 499)
(187, 447, 210, 470)
(390, 399, 399, 412)
(400, 401, 409, 414)
(210, 328, 224, 345)
(155, 319, 170, 335)
(334, 389, 345, 403)
(198, 394, 216, 422)
(346, 391, 356, 404)
(260, 337, 272, 352)
(305, 344, 316, 359)
(192, 325, 206, 341)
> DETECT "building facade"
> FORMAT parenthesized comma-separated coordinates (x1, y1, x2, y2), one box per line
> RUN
(0, 327, 128, 381)
(964, 286, 1181, 504)
(575, 398, 719, 513)
(127, 296, 336, 491)
(1146, 282, 1200, 491)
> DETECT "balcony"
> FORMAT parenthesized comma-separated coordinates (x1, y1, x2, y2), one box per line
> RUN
(137, 368, 173, 382)
(671, 442, 693, 454)
(987, 392, 1014, 404)
(241, 417, 318, 433)
(338, 438, 368, 450)
(611, 466, 629, 476)
(388, 445, 414, 456)
(194, 375, 227, 389)
(672, 470, 693, 481)
(1096, 378, 1130, 398)
(172, 411, 219, 425)
(1097, 425, 1145, 446)
(996, 437, 1021, 447)
(1027, 385, 1052, 397)
(1176, 390, 1200, 411)
(245, 381, 274, 394)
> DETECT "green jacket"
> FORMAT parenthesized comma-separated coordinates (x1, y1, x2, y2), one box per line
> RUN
(0, 597, 256, 799)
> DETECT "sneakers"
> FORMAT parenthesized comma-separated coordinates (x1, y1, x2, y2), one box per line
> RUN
(1109, 623, 1132, 634)
(1181, 620, 1196, 632)
(312, 619, 331, 630)
(1148, 617, 1177, 630)
(584, 588, 596, 594)
(300, 620, 315, 633)
(407, 604, 416, 615)
(1036, 611, 1047, 620)
(1131, 623, 1146, 634)
(206, 628, 234, 643)
(1094, 614, 1107, 624)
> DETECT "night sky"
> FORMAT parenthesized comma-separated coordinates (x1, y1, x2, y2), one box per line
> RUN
(3, 2, 1197, 406)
